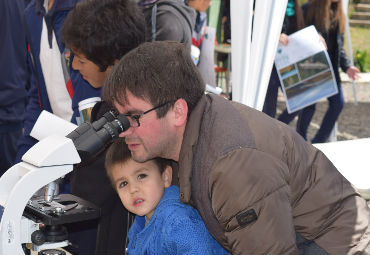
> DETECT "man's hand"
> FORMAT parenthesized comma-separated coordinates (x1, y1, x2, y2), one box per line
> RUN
(346, 66, 360, 80)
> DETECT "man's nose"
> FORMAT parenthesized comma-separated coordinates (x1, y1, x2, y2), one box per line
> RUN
(119, 127, 133, 138)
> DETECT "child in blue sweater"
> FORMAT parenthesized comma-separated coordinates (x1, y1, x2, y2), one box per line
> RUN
(105, 138, 228, 255)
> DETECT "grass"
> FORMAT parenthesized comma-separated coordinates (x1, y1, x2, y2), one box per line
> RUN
(346, 26, 370, 56)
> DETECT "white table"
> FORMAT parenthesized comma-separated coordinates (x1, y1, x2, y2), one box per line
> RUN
(313, 138, 370, 200)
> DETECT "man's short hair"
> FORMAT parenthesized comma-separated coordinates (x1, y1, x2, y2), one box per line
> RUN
(103, 41, 205, 117)
(105, 138, 170, 186)
(61, 0, 146, 72)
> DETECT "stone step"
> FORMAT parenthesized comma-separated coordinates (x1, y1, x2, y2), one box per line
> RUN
(358, 0, 370, 4)
(355, 3, 370, 12)
(351, 12, 370, 20)
(350, 19, 370, 27)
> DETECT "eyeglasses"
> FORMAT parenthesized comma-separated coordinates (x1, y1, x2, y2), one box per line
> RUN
(124, 101, 174, 127)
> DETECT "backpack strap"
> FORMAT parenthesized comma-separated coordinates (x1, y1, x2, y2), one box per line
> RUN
(151, 3, 158, 41)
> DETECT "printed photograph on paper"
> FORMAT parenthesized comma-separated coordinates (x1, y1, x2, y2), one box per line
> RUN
(274, 26, 338, 113)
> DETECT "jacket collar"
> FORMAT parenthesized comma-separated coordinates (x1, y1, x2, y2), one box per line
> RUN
(178, 94, 207, 204)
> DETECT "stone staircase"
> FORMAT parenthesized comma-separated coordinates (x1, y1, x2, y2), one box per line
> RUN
(350, 0, 370, 27)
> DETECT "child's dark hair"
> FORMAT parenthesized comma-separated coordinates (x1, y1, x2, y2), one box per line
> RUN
(105, 138, 170, 186)
(61, 0, 146, 72)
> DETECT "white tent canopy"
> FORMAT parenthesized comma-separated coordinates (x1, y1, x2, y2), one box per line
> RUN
(230, 0, 288, 109)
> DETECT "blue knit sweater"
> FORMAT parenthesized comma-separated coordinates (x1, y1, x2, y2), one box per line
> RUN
(128, 185, 229, 255)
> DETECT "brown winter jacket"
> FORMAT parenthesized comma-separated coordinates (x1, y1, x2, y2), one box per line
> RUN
(178, 94, 370, 254)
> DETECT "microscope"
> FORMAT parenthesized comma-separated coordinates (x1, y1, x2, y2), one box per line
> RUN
(0, 111, 130, 255)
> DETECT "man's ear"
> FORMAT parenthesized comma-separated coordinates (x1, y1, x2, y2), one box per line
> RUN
(162, 165, 173, 188)
(172, 99, 188, 127)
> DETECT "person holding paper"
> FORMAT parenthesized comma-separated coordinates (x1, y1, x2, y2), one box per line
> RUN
(278, 0, 360, 143)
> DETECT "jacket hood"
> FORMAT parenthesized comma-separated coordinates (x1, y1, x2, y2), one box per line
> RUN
(158, 0, 195, 23)
(141, 0, 195, 29)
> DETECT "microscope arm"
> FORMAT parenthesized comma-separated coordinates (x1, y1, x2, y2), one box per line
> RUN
(0, 135, 80, 255)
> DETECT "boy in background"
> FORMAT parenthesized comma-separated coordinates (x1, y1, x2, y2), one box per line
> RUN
(61, 0, 146, 253)
(105, 139, 228, 255)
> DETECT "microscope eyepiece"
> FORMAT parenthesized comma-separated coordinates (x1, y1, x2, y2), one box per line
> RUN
(67, 112, 130, 162)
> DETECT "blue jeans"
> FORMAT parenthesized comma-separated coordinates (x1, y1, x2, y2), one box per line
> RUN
(278, 85, 344, 143)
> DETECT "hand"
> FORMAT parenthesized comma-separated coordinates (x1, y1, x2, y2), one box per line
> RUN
(279, 33, 289, 46)
(346, 66, 360, 80)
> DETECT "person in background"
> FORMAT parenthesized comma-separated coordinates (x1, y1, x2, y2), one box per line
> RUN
(187, 0, 211, 45)
(61, 0, 146, 254)
(221, 0, 230, 44)
(105, 139, 228, 255)
(103, 41, 370, 255)
(16, 0, 101, 164)
(278, 0, 360, 143)
(187, 0, 216, 86)
(0, 0, 28, 177)
(262, 0, 304, 118)
(138, 0, 195, 49)
(15, 1, 104, 254)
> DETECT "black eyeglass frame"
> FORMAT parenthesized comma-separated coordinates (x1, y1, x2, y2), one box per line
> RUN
(124, 101, 175, 127)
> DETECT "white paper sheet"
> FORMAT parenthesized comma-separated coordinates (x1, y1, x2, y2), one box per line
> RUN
(275, 26, 338, 113)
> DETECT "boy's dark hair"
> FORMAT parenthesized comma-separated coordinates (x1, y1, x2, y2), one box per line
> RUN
(61, 0, 146, 72)
(105, 138, 170, 186)
(103, 41, 205, 118)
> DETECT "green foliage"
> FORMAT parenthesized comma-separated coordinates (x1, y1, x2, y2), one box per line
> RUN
(354, 49, 370, 72)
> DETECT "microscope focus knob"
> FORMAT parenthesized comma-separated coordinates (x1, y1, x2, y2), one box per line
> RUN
(31, 230, 46, 245)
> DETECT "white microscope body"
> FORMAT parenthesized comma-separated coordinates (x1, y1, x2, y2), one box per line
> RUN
(0, 135, 80, 255)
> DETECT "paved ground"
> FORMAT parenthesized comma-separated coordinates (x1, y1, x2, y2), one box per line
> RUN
(276, 73, 370, 141)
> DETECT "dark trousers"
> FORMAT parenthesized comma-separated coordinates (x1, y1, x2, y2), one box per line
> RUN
(278, 85, 344, 143)
(0, 124, 22, 176)
(263, 66, 280, 118)
(296, 233, 330, 255)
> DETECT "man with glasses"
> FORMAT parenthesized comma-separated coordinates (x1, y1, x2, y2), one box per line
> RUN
(103, 41, 370, 255)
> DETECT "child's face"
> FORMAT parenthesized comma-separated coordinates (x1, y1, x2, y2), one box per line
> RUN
(111, 159, 172, 220)
(72, 51, 113, 88)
